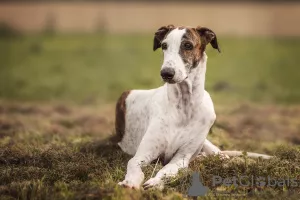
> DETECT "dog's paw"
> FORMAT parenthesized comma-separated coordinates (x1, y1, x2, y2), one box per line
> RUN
(217, 152, 230, 160)
(143, 177, 164, 190)
(118, 179, 140, 189)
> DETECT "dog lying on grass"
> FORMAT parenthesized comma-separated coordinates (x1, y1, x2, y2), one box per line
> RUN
(114, 25, 271, 190)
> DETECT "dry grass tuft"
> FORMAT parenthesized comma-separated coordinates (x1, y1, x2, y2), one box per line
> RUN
(0, 101, 300, 199)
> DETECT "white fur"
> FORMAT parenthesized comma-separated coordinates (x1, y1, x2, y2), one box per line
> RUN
(118, 28, 217, 189)
(161, 28, 187, 82)
(117, 28, 271, 190)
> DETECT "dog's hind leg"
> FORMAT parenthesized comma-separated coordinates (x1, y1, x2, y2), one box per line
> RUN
(200, 139, 272, 159)
(201, 139, 221, 155)
(221, 151, 272, 159)
(199, 139, 229, 159)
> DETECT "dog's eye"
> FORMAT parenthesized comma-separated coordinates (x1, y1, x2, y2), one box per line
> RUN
(183, 42, 193, 50)
(161, 43, 168, 50)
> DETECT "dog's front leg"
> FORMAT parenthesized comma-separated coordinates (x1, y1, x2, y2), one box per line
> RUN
(143, 150, 193, 190)
(118, 156, 146, 189)
(143, 125, 210, 190)
(118, 121, 165, 189)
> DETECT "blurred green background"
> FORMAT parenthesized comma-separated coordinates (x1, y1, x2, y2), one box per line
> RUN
(0, 1, 300, 105)
(1, 34, 300, 104)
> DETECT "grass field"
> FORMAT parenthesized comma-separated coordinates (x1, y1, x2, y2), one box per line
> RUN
(1, 33, 300, 199)
(1, 34, 300, 103)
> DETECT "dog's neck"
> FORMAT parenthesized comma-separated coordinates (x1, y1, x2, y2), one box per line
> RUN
(166, 53, 207, 106)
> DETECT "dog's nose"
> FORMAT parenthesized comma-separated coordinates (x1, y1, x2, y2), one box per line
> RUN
(161, 68, 175, 80)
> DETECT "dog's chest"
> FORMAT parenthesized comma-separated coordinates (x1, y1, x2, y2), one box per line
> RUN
(165, 93, 201, 126)
(161, 123, 200, 164)
(161, 103, 204, 161)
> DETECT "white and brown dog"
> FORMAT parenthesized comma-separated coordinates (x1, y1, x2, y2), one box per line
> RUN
(114, 25, 271, 190)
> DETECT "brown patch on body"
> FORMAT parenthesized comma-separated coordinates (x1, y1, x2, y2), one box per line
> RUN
(115, 90, 131, 143)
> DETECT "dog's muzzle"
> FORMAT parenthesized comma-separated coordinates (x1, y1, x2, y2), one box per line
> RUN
(161, 68, 175, 82)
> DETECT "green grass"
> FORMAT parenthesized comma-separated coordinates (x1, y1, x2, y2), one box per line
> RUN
(0, 101, 300, 200)
(1, 102, 300, 200)
(1, 34, 300, 199)
(1, 34, 300, 104)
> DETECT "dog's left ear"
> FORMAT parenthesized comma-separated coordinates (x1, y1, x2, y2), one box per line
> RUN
(196, 26, 221, 53)
(153, 24, 175, 51)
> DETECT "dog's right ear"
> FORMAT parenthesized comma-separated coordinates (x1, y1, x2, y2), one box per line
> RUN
(153, 25, 175, 51)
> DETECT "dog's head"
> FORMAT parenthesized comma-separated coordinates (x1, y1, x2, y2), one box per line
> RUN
(153, 25, 220, 84)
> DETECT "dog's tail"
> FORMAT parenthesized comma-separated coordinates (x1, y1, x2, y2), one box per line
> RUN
(221, 150, 272, 159)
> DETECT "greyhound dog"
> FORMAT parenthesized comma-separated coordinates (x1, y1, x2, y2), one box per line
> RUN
(114, 25, 271, 190)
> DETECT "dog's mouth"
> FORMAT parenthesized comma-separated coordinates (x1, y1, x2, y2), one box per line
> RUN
(163, 78, 176, 84)
(162, 76, 188, 84)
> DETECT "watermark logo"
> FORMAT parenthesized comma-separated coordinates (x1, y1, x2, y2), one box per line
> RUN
(187, 172, 209, 197)
(187, 172, 299, 197)
(212, 175, 299, 188)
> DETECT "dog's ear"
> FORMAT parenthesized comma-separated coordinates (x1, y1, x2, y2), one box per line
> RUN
(196, 26, 221, 53)
(153, 25, 175, 51)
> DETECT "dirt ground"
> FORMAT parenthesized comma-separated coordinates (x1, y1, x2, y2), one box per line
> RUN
(1, 101, 299, 152)
(214, 103, 300, 152)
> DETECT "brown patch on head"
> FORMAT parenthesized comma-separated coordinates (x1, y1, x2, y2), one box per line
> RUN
(115, 90, 131, 143)
(178, 26, 220, 68)
(179, 28, 203, 68)
(154, 25, 220, 68)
